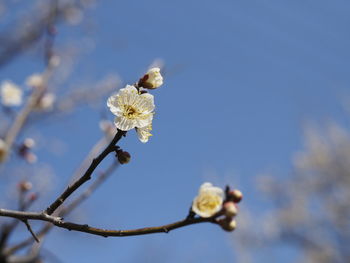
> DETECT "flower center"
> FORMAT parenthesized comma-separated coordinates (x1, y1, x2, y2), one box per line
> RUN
(123, 105, 140, 119)
(197, 194, 221, 213)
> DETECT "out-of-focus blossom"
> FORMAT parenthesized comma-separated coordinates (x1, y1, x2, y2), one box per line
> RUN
(26, 74, 44, 88)
(0, 138, 8, 162)
(0, 80, 23, 106)
(107, 85, 154, 131)
(139, 67, 163, 89)
(37, 93, 55, 111)
(64, 7, 84, 25)
(49, 55, 61, 67)
(23, 138, 35, 149)
(99, 120, 116, 138)
(19, 138, 37, 164)
(192, 182, 224, 218)
(137, 124, 152, 143)
(24, 152, 37, 164)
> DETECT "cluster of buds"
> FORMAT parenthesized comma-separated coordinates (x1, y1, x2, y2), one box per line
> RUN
(191, 182, 242, 232)
(18, 138, 37, 164)
(217, 187, 242, 232)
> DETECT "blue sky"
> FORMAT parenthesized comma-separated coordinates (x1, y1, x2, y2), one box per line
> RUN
(1, 0, 350, 262)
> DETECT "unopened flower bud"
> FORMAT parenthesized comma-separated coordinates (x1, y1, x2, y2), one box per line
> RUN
(138, 67, 163, 89)
(24, 152, 37, 164)
(228, 189, 243, 203)
(218, 218, 237, 232)
(117, 150, 131, 164)
(23, 138, 35, 149)
(18, 181, 32, 192)
(37, 93, 55, 111)
(29, 192, 38, 202)
(224, 201, 238, 218)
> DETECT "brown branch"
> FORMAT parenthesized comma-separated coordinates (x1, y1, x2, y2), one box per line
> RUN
(45, 129, 126, 215)
(0, 208, 216, 238)
(21, 220, 39, 243)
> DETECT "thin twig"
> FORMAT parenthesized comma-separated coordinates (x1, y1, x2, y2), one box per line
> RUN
(45, 129, 126, 215)
(0, 193, 37, 251)
(21, 220, 39, 243)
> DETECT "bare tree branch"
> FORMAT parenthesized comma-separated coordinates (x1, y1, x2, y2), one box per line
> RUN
(0, 208, 216, 238)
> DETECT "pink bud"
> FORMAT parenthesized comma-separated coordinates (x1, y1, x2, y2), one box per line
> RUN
(229, 189, 243, 203)
(18, 181, 32, 192)
(29, 192, 38, 201)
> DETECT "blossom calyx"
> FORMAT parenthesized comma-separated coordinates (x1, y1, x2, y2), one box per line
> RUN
(138, 67, 163, 89)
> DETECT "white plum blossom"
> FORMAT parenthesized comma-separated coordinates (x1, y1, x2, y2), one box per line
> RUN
(107, 85, 154, 131)
(142, 67, 163, 89)
(0, 81, 23, 106)
(137, 124, 152, 143)
(192, 182, 224, 218)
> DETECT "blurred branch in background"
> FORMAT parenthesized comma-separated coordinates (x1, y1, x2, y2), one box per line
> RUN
(0, 0, 83, 68)
(235, 121, 350, 263)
